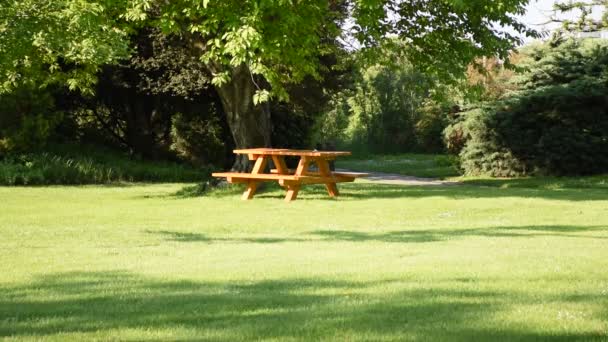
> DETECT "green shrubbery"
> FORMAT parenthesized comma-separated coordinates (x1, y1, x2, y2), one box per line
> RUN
(315, 47, 456, 155)
(0, 144, 210, 185)
(0, 86, 62, 153)
(170, 111, 227, 167)
(446, 38, 608, 176)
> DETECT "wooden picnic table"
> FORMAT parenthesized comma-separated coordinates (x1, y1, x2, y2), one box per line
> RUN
(212, 148, 368, 202)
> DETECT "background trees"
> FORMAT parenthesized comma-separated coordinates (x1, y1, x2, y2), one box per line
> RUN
(446, 37, 608, 176)
(5, 0, 608, 181)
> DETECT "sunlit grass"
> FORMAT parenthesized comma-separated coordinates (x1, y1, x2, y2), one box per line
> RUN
(1, 181, 607, 341)
(338, 154, 460, 178)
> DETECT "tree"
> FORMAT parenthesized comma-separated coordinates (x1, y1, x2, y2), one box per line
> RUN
(447, 38, 608, 176)
(127, 0, 537, 169)
(0, 0, 131, 94)
(2, 0, 537, 169)
(552, 0, 608, 32)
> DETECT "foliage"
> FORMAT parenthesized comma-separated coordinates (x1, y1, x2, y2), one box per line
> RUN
(338, 153, 460, 179)
(317, 46, 461, 154)
(55, 28, 231, 163)
(0, 85, 62, 153)
(170, 111, 227, 167)
(0, 144, 210, 185)
(553, 0, 608, 32)
(464, 55, 521, 102)
(2, 0, 536, 170)
(448, 38, 608, 176)
(0, 0, 131, 94)
(126, 0, 536, 102)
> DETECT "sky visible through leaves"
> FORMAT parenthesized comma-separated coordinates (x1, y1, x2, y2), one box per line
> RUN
(516, 0, 606, 43)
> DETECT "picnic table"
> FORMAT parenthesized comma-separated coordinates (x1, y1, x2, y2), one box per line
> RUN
(212, 148, 368, 202)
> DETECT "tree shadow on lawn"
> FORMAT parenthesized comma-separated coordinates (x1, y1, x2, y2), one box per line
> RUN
(309, 225, 608, 243)
(336, 183, 608, 202)
(1, 271, 605, 341)
(167, 182, 608, 202)
(149, 230, 307, 244)
(146, 225, 608, 245)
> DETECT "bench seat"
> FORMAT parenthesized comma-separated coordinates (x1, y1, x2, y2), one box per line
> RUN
(211, 172, 360, 185)
(269, 169, 369, 178)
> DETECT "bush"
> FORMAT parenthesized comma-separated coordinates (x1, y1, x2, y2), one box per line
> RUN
(316, 57, 455, 154)
(0, 144, 211, 185)
(0, 86, 61, 153)
(447, 38, 608, 176)
(170, 111, 227, 167)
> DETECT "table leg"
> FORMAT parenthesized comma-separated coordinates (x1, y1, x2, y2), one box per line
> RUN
(317, 158, 339, 197)
(284, 157, 309, 202)
(242, 181, 259, 200)
(242, 156, 268, 200)
(272, 155, 289, 188)
(272, 155, 289, 174)
(285, 184, 300, 201)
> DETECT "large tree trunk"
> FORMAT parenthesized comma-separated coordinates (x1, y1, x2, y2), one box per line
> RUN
(214, 64, 272, 171)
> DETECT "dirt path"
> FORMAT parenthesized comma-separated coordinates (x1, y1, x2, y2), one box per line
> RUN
(337, 169, 461, 186)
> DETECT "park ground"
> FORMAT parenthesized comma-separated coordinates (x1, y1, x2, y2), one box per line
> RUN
(1, 155, 608, 341)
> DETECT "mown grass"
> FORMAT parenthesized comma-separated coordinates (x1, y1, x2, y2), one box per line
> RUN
(338, 153, 460, 178)
(0, 144, 210, 185)
(1, 177, 607, 341)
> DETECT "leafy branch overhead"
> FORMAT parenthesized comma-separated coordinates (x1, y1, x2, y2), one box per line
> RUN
(2, 0, 537, 102)
(0, 0, 132, 94)
(133, 0, 537, 102)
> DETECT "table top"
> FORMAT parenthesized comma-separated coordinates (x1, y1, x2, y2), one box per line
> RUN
(233, 148, 351, 157)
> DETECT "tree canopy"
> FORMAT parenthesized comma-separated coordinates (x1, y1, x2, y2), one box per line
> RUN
(0, 0, 132, 94)
(2, 0, 537, 100)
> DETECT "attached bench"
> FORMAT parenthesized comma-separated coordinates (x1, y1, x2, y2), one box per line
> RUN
(212, 148, 368, 202)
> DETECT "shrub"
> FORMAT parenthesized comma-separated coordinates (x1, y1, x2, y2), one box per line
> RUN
(446, 38, 608, 176)
(170, 111, 227, 167)
(0, 86, 61, 153)
(0, 144, 211, 185)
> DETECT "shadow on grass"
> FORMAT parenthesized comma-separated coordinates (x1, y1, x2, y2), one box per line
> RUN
(150, 230, 308, 244)
(309, 225, 608, 243)
(336, 183, 608, 202)
(1, 271, 605, 340)
(161, 179, 608, 202)
(146, 225, 607, 245)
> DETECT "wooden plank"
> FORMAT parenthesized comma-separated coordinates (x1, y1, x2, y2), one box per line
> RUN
(212, 172, 299, 181)
(294, 157, 310, 176)
(269, 169, 370, 178)
(233, 148, 351, 157)
(317, 159, 339, 197)
(271, 155, 289, 188)
(283, 156, 309, 202)
(285, 184, 300, 202)
(271, 155, 289, 174)
(282, 176, 355, 185)
(251, 156, 268, 174)
(242, 156, 267, 200)
(214, 172, 355, 184)
(242, 181, 258, 200)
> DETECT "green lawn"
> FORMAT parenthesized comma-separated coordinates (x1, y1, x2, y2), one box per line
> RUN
(338, 154, 460, 178)
(1, 180, 608, 341)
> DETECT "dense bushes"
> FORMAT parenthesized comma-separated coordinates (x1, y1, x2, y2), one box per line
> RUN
(0, 86, 61, 153)
(0, 144, 210, 185)
(170, 111, 227, 167)
(447, 38, 608, 176)
(315, 52, 455, 154)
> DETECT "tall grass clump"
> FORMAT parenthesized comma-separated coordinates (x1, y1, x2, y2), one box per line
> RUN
(0, 145, 210, 185)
